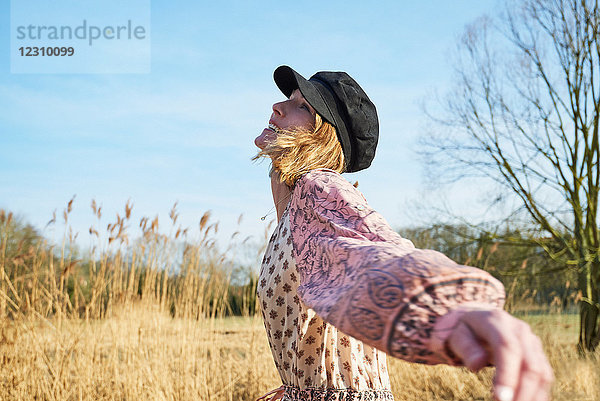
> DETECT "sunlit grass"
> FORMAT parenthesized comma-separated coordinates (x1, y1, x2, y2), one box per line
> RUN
(1, 308, 597, 401)
(0, 204, 598, 400)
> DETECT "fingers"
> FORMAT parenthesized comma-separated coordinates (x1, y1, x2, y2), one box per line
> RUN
(491, 320, 553, 401)
(457, 310, 522, 395)
(512, 323, 553, 401)
(446, 320, 490, 371)
(446, 309, 553, 401)
(494, 386, 514, 401)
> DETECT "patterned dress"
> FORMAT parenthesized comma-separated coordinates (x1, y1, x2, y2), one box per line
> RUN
(258, 205, 394, 400)
(257, 169, 505, 401)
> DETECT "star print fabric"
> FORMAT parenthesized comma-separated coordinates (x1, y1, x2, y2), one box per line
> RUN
(257, 169, 505, 400)
(257, 207, 393, 396)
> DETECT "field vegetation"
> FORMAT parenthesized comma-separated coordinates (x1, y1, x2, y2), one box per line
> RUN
(0, 203, 598, 400)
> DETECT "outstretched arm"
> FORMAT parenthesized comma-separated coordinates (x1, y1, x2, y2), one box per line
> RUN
(433, 307, 553, 401)
(289, 169, 553, 401)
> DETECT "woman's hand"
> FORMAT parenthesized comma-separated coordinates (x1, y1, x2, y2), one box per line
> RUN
(444, 309, 554, 401)
(270, 170, 292, 222)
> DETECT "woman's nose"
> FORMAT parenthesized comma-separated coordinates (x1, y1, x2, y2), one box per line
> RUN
(272, 101, 284, 116)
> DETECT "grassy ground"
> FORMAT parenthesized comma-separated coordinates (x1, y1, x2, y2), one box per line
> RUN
(0, 305, 598, 401)
(1, 208, 598, 400)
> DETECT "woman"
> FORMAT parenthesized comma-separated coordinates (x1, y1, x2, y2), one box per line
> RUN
(254, 66, 553, 401)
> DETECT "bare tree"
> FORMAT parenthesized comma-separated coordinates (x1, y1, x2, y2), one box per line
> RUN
(423, 0, 600, 353)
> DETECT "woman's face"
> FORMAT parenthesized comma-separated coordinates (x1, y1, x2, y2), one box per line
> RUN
(255, 89, 316, 150)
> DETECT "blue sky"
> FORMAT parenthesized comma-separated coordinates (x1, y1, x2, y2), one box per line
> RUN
(1, 0, 499, 251)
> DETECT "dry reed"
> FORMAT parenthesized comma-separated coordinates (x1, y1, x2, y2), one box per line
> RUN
(0, 202, 598, 400)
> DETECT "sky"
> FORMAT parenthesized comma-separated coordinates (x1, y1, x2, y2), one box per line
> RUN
(1, 0, 500, 253)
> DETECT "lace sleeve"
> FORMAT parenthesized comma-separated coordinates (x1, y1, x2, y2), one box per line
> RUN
(288, 169, 505, 364)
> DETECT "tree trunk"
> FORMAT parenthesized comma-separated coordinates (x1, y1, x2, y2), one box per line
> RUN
(578, 259, 600, 353)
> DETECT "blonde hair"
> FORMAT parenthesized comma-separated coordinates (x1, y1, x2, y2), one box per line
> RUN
(254, 114, 346, 186)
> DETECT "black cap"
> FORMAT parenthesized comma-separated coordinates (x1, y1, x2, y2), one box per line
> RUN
(273, 65, 379, 173)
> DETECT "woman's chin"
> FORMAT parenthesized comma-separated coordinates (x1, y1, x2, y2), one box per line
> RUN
(255, 128, 274, 150)
(254, 135, 266, 150)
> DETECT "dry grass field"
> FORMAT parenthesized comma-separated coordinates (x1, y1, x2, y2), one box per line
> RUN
(0, 308, 598, 400)
(1, 206, 599, 400)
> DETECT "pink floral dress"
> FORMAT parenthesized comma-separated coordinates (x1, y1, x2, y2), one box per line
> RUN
(257, 169, 505, 401)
